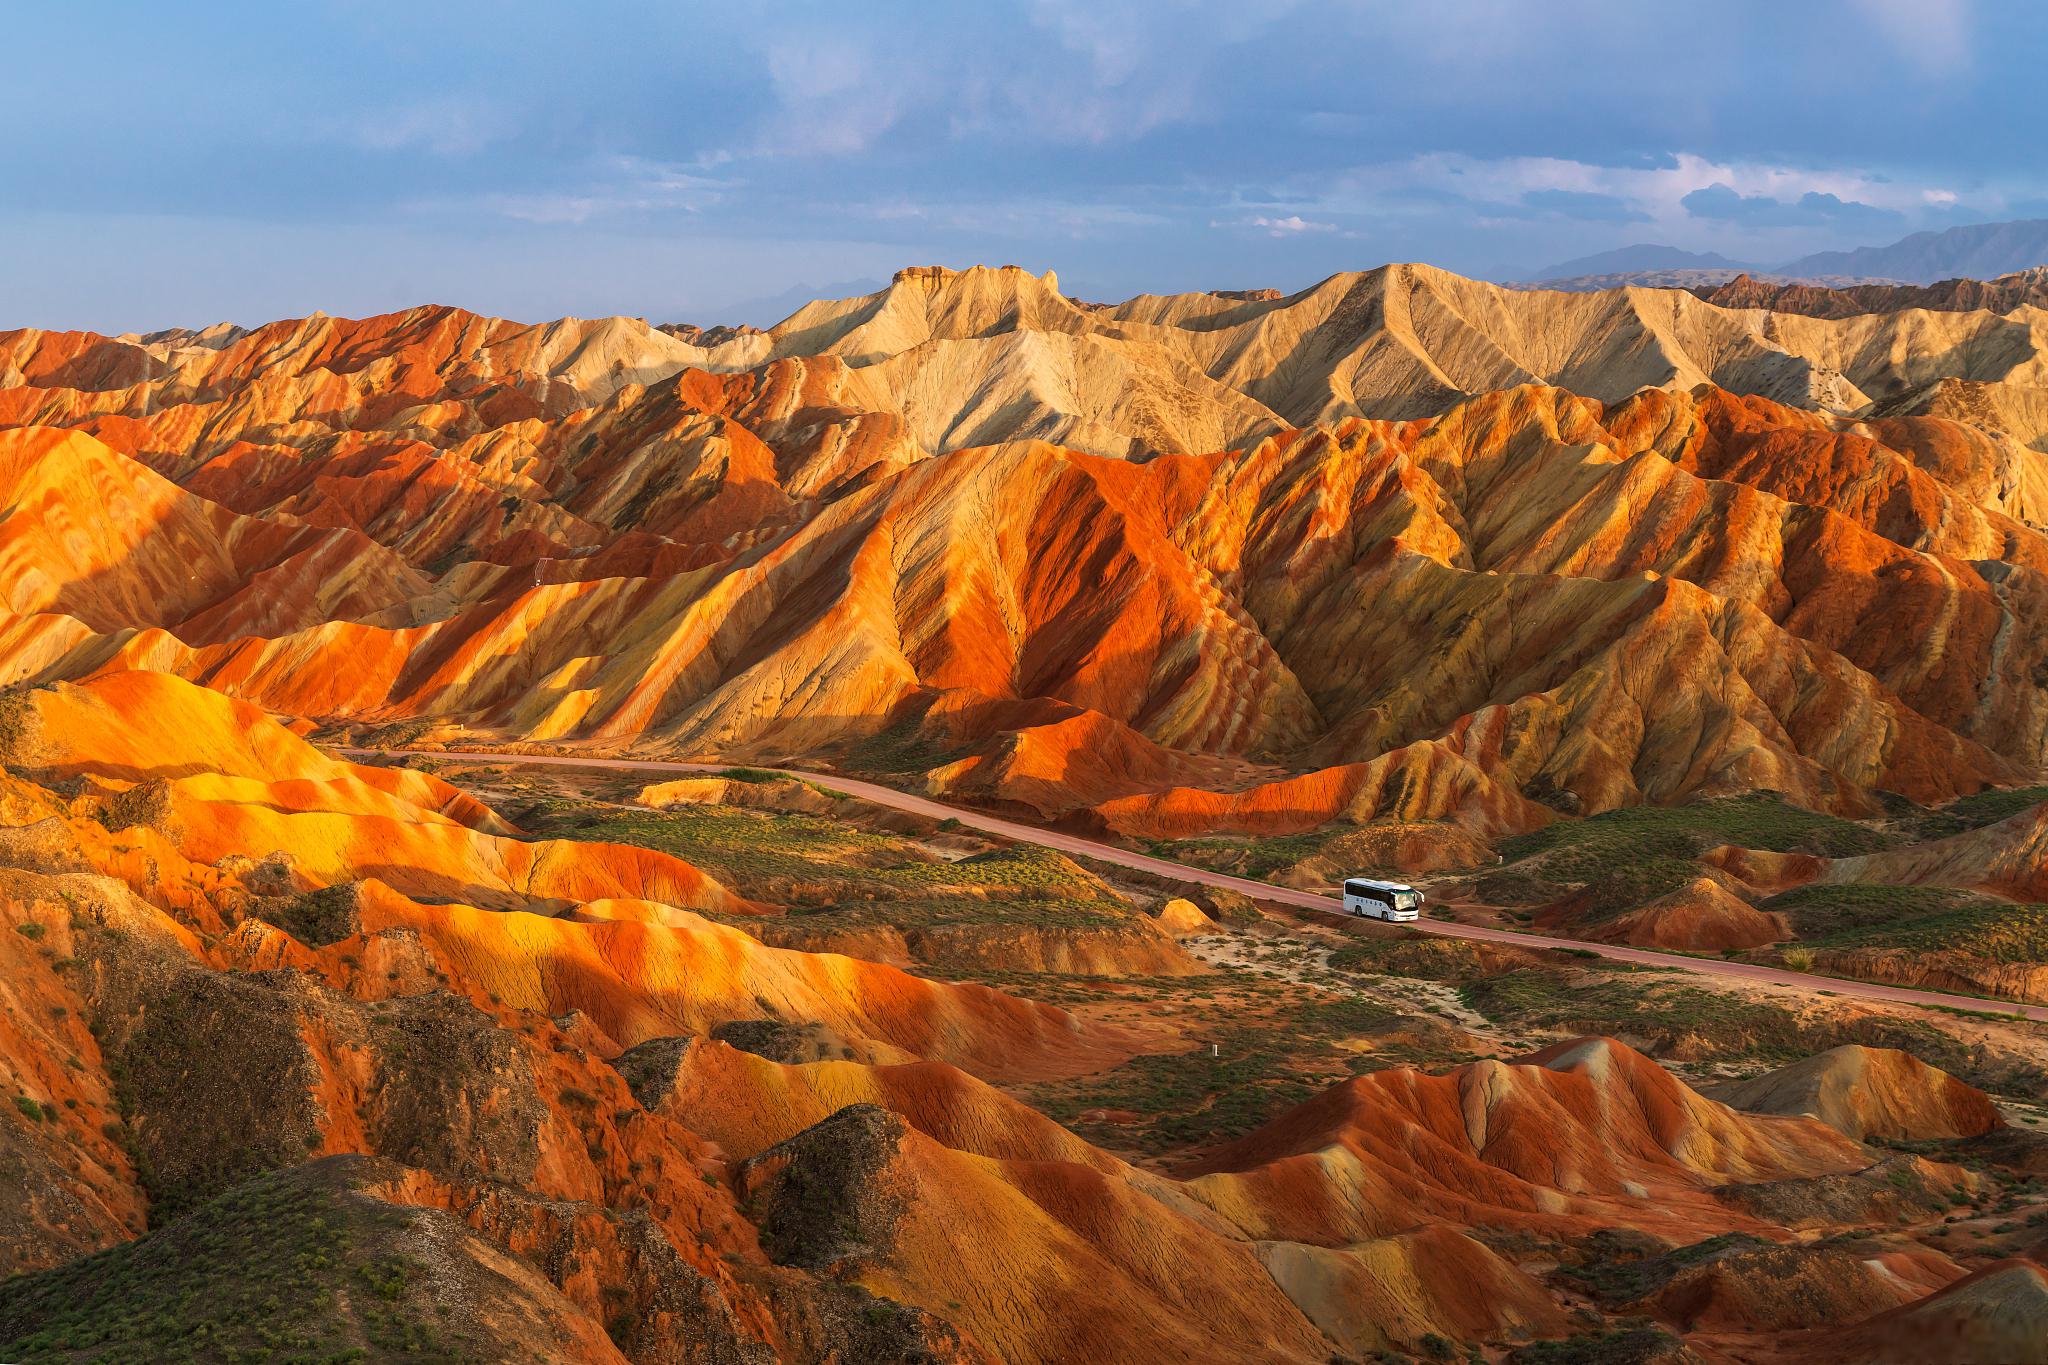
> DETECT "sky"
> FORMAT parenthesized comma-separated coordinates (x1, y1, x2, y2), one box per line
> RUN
(7, 0, 2045, 332)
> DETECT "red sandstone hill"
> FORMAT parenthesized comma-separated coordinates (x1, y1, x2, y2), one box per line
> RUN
(1705, 1045, 2005, 1142)
(3, 265, 2048, 1359)
(3, 280, 2045, 849)
(1184, 1036, 1870, 1245)
(1696, 266, 2048, 319)
(0, 597, 2037, 1358)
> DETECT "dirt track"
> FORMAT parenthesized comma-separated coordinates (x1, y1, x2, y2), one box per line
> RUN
(353, 747, 2048, 1025)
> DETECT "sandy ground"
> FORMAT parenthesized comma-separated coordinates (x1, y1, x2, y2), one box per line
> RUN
(1184, 930, 1498, 1034)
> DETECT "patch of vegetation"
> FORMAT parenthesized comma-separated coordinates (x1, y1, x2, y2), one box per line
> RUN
(251, 883, 363, 948)
(1327, 935, 1496, 982)
(1141, 828, 1345, 882)
(93, 779, 172, 833)
(1494, 793, 1892, 916)
(1908, 785, 2048, 841)
(842, 718, 959, 776)
(1759, 883, 1986, 939)
(1800, 901, 2048, 963)
(526, 798, 1136, 931)
(1461, 969, 1804, 1062)
(1473, 869, 1567, 906)
(1145, 819, 1485, 885)
(360, 718, 439, 750)
(716, 766, 789, 785)
(0, 1165, 470, 1363)
(1460, 968, 1984, 1073)
(1499, 793, 1890, 867)
(1508, 1326, 1688, 1365)
(711, 766, 846, 801)
(1556, 1232, 1763, 1305)
(1019, 969, 1410, 1158)
(0, 683, 34, 765)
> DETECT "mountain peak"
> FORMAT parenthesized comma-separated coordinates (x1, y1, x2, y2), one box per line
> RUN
(1526, 243, 1753, 282)
(1780, 217, 2048, 284)
(890, 263, 1061, 293)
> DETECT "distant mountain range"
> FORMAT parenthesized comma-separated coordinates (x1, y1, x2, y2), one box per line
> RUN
(1780, 219, 2048, 283)
(1521, 218, 2048, 290)
(1529, 245, 1753, 279)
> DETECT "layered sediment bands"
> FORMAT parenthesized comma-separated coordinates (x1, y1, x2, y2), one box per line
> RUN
(1695, 267, 2048, 320)
(348, 893, 1144, 1083)
(1184, 1037, 1867, 1243)
(1828, 801, 2048, 901)
(2, 264, 2046, 844)
(731, 1104, 1333, 1365)
(711, 262, 2048, 423)
(639, 1038, 1831, 1365)
(0, 428, 427, 643)
(18, 670, 507, 831)
(3, 392, 2039, 841)
(4, 657, 2045, 1358)
(1807, 948, 2048, 1008)
(0, 680, 1135, 1086)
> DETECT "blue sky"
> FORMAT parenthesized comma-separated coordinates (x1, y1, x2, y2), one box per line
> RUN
(7, 0, 2043, 331)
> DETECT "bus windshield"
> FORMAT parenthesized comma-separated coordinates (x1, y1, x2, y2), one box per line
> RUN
(1394, 893, 1420, 911)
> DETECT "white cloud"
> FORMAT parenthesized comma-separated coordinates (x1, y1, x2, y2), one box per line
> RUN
(734, 1, 1307, 160)
(1849, 0, 1973, 75)
(753, 33, 914, 156)
(1248, 214, 1335, 235)
(1310, 151, 1980, 230)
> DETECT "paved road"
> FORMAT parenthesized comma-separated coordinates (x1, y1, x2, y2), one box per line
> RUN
(351, 747, 2048, 1025)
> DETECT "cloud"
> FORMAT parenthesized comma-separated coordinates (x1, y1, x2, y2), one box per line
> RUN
(1518, 189, 1650, 223)
(468, 156, 731, 225)
(1013, 0, 1305, 142)
(1247, 214, 1335, 235)
(1293, 151, 1960, 239)
(1681, 183, 1902, 230)
(1849, 0, 1973, 75)
(751, 33, 916, 156)
(736, 1, 1307, 160)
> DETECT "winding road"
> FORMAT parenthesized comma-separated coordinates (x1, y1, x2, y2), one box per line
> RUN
(353, 747, 2048, 1025)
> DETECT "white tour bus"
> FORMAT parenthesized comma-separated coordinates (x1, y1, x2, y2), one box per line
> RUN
(1342, 877, 1423, 922)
